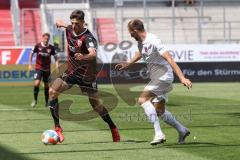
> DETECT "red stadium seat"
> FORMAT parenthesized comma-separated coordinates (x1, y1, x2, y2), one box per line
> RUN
(0, 8, 15, 46)
(19, 0, 39, 9)
(96, 18, 119, 45)
(19, 0, 42, 46)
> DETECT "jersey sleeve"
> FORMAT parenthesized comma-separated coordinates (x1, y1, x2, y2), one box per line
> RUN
(32, 45, 38, 54)
(51, 46, 57, 55)
(155, 39, 168, 56)
(52, 46, 59, 59)
(65, 25, 72, 43)
(66, 25, 72, 33)
(85, 36, 98, 49)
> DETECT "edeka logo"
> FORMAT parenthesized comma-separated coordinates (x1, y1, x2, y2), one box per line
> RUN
(0, 70, 35, 82)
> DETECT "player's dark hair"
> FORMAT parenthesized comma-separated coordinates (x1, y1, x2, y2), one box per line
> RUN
(42, 33, 50, 37)
(70, 9, 85, 21)
(128, 19, 145, 32)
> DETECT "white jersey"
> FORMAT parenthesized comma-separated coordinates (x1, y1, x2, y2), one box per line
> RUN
(138, 32, 174, 83)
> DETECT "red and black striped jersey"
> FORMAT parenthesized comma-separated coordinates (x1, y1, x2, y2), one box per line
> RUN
(65, 25, 97, 81)
(32, 42, 57, 71)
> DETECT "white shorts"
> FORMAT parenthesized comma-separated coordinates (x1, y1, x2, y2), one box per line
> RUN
(144, 80, 173, 102)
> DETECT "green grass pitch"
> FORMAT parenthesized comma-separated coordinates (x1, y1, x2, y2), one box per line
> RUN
(0, 83, 240, 160)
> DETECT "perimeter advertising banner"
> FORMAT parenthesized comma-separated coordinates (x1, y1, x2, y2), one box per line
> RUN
(98, 43, 240, 83)
(1, 44, 240, 86)
(0, 65, 35, 86)
(98, 43, 240, 63)
(0, 48, 32, 86)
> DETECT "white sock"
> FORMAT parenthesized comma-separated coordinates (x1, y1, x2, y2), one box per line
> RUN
(161, 110, 186, 133)
(141, 101, 164, 136)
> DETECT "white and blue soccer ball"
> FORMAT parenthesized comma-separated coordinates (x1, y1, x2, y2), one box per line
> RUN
(41, 130, 59, 145)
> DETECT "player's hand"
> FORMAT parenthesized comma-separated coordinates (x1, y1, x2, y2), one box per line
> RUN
(181, 78, 192, 89)
(115, 63, 130, 70)
(74, 53, 84, 60)
(56, 19, 66, 28)
(28, 64, 33, 71)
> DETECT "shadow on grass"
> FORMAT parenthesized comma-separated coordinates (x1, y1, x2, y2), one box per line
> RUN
(0, 145, 33, 160)
(1, 123, 240, 135)
(59, 139, 149, 145)
(18, 142, 240, 155)
(225, 112, 240, 118)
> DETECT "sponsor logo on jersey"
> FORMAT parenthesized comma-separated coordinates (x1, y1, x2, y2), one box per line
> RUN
(89, 42, 94, 47)
(144, 44, 152, 54)
(39, 52, 50, 57)
(69, 45, 76, 52)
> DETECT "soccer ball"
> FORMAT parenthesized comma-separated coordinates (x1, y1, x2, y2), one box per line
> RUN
(41, 130, 59, 145)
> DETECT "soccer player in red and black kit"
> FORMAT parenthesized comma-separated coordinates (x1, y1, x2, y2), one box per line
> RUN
(28, 33, 59, 107)
(49, 9, 120, 143)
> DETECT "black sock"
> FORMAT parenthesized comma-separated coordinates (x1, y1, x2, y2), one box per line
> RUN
(101, 114, 116, 129)
(44, 87, 49, 104)
(49, 99, 60, 127)
(33, 86, 39, 101)
(94, 105, 117, 129)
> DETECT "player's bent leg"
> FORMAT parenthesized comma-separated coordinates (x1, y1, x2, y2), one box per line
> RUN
(49, 89, 64, 143)
(88, 92, 120, 142)
(152, 98, 165, 116)
(138, 90, 155, 105)
(48, 78, 69, 143)
(153, 98, 190, 144)
(43, 71, 50, 107)
(162, 109, 190, 144)
(138, 91, 165, 145)
(31, 80, 41, 107)
(44, 82, 49, 107)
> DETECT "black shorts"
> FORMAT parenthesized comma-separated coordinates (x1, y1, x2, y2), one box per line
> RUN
(60, 73, 97, 94)
(34, 70, 50, 83)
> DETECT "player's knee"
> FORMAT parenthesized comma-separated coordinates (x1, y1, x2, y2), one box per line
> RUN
(138, 97, 148, 105)
(34, 81, 40, 87)
(155, 105, 165, 116)
(93, 105, 108, 116)
(49, 88, 57, 99)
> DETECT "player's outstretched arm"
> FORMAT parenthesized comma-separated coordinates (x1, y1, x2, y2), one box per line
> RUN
(74, 48, 97, 61)
(162, 51, 192, 89)
(28, 50, 35, 71)
(54, 55, 60, 73)
(115, 51, 142, 70)
(56, 19, 67, 29)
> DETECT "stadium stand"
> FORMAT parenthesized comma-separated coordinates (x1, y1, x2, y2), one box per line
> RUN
(19, 0, 42, 45)
(0, 0, 240, 46)
(91, 1, 240, 44)
(95, 18, 118, 44)
(0, 1, 15, 46)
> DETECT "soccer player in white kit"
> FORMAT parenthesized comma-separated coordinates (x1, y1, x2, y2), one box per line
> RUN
(116, 19, 192, 145)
